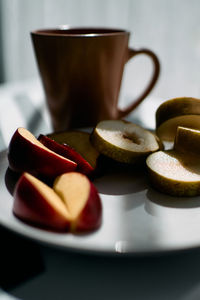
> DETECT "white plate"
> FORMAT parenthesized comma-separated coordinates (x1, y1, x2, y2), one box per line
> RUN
(2, 149, 200, 256)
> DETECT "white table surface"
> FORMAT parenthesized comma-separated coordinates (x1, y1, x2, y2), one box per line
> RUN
(1, 78, 200, 300)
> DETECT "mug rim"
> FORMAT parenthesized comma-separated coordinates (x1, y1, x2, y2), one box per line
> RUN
(31, 26, 130, 37)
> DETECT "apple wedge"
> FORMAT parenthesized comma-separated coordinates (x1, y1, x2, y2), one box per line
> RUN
(13, 172, 102, 232)
(38, 134, 94, 176)
(146, 126, 200, 197)
(47, 130, 99, 170)
(53, 172, 102, 231)
(8, 128, 77, 181)
(156, 97, 200, 142)
(90, 120, 161, 164)
(13, 172, 71, 231)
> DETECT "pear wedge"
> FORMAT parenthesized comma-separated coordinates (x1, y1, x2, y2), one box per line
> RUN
(146, 150, 200, 197)
(146, 126, 200, 197)
(90, 120, 161, 164)
(174, 126, 200, 155)
(156, 97, 200, 142)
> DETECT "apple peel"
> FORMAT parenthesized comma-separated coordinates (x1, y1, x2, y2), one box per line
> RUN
(47, 130, 99, 169)
(13, 172, 71, 231)
(38, 134, 94, 176)
(54, 172, 102, 232)
(13, 172, 102, 232)
(8, 128, 77, 181)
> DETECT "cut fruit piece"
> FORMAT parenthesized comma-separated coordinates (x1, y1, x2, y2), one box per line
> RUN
(156, 115, 200, 142)
(146, 150, 200, 197)
(8, 128, 77, 181)
(38, 134, 94, 176)
(174, 126, 200, 156)
(90, 120, 161, 164)
(47, 130, 99, 169)
(156, 97, 200, 142)
(53, 172, 102, 231)
(13, 172, 102, 232)
(147, 126, 200, 197)
(13, 172, 71, 231)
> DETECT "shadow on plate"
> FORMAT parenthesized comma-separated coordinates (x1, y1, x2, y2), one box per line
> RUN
(146, 186, 200, 209)
(94, 170, 146, 195)
(94, 164, 148, 195)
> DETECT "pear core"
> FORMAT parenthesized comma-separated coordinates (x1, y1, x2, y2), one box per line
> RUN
(95, 120, 159, 152)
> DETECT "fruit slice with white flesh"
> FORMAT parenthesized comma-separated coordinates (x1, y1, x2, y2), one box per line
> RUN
(146, 126, 200, 196)
(174, 126, 200, 156)
(146, 150, 200, 197)
(13, 172, 71, 231)
(156, 97, 200, 142)
(53, 172, 102, 231)
(8, 128, 77, 181)
(90, 120, 161, 164)
(13, 172, 102, 232)
(38, 134, 94, 176)
(47, 131, 99, 169)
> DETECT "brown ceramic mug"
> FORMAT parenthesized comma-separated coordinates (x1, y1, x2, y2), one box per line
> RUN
(31, 27, 160, 131)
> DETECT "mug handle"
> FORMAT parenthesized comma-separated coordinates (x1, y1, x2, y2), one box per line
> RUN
(118, 48, 160, 119)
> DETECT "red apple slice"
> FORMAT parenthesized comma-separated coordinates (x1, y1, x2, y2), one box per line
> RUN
(8, 128, 77, 181)
(13, 172, 102, 232)
(13, 172, 71, 231)
(38, 134, 94, 176)
(53, 172, 102, 231)
(47, 131, 99, 169)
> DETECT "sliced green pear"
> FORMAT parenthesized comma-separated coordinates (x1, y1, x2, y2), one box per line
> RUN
(146, 150, 200, 197)
(147, 126, 200, 197)
(156, 97, 200, 142)
(90, 120, 162, 164)
(174, 126, 200, 155)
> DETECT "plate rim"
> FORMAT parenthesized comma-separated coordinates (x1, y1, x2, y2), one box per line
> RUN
(2, 148, 200, 257)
